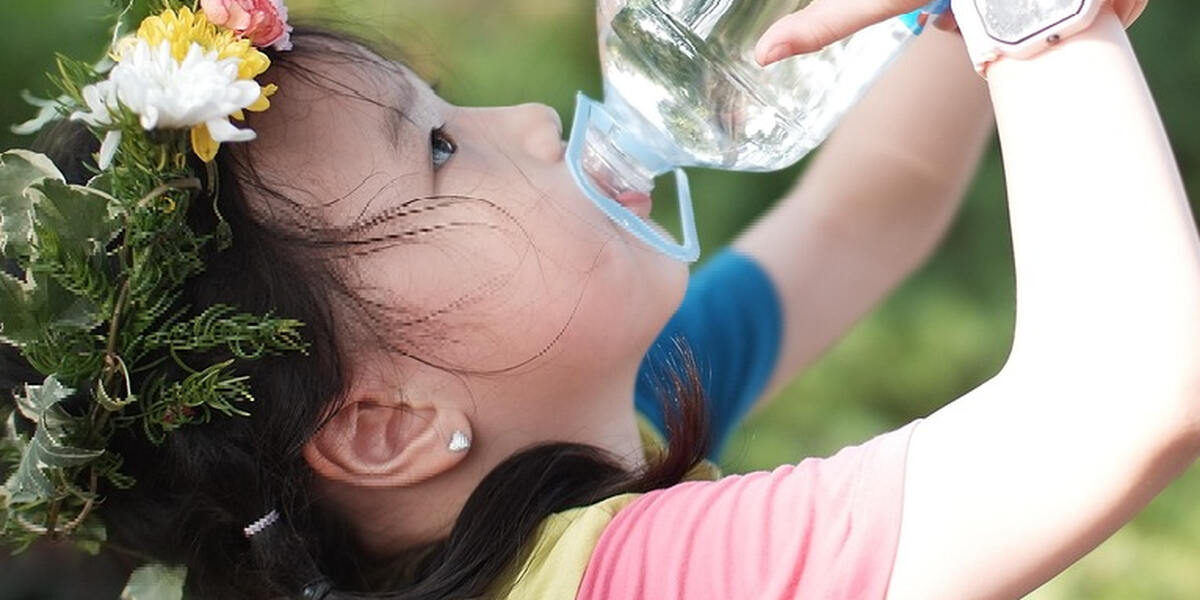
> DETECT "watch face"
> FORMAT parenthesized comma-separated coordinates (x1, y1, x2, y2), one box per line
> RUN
(975, 0, 1087, 43)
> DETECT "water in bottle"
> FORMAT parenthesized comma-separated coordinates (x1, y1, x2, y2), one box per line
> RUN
(565, 0, 946, 261)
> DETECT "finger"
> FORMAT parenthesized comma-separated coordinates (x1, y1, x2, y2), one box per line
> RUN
(597, 0, 624, 28)
(754, 0, 927, 66)
(932, 11, 959, 32)
(1114, 0, 1148, 27)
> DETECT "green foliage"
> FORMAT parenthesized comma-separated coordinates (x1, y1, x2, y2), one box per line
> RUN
(0, 141, 307, 553)
(0, 1, 308, 564)
(7, 377, 101, 504)
(48, 55, 99, 112)
(0, 269, 98, 348)
(0, 150, 62, 258)
(140, 360, 252, 443)
(29, 178, 121, 301)
(120, 563, 186, 600)
(146, 304, 307, 359)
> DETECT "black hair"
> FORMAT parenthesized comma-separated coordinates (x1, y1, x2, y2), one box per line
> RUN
(3, 27, 712, 599)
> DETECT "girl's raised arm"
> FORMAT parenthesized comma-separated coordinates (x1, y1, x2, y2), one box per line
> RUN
(883, 10, 1200, 599)
(759, 1, 1196, 597)
(733, 26, 992, 404)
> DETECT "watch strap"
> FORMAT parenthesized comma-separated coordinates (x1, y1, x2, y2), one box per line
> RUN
(951, 0, 1107, 77)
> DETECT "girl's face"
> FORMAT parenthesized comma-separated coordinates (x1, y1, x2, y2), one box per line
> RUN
(250, 54, 688, 389)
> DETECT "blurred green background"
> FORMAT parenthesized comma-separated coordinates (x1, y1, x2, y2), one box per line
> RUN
(1, 1, 1198, 598)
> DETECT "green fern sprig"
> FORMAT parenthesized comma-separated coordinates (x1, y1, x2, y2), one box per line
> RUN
(146, 304, 307, 360)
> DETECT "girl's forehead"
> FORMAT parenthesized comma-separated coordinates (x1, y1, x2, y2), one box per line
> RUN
(313, 58, 442, 161)
(287, 51, 440, 138)
(386, 65, 443, 134)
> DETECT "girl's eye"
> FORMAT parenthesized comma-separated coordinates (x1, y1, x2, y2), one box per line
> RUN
(431, 126, 457, 169)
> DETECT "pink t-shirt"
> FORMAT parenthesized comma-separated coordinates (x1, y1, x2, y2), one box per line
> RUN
(577, 421, 919, 600)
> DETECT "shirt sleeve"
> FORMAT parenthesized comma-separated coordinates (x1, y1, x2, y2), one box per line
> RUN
(635, 249, 783, 457)
(576, 421, 920, 600)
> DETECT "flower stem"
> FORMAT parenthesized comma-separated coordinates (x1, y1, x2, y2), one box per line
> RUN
(137, 177, 200, 209)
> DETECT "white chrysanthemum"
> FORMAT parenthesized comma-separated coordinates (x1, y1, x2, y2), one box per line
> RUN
(70, 80, 123, 170)
(112, 38, 261, 142)
(71, 39, 263, 169)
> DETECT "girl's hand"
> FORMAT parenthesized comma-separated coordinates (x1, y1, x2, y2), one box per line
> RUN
(755, 0, 1150, 67)
(755, 0, 932, 65)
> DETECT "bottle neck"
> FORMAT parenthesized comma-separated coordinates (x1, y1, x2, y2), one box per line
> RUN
(572, 90, 680, 195)
(564, 92, 701, 263)
(580, 129, 657, 199)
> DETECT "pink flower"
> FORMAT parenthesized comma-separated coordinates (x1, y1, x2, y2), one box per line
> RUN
(201, 0, 294, 51)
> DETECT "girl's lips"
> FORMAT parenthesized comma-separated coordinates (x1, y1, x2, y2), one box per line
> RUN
(587, 171, 654, 219)
(615, 191, 653, 218)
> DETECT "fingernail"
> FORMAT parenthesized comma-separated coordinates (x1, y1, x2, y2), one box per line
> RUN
(758, 43, 792, 66)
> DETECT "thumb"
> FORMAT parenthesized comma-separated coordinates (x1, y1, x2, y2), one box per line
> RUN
(1113, 0, 1148, 27)
(754, 0, 928, 66)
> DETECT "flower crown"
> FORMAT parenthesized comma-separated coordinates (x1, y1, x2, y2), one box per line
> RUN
(1, 0, 305, 595)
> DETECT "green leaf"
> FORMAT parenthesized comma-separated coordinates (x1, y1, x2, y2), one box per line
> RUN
(7, 434, 53, 503)
(121, 563, 187, 600)
(69, 506, 107, 555)
(0, 272, 38, 345)
(0, 270, 98, 346)
(14, 375, 74, 424)
(6, 419, 102, 503)
(31, 423, 101, 468)
(6, 426, 103, 504)
(5, 375, 101, 504)
(29, 178, 122, 257)
(0, 154, 115, 344)
(86, 172, 115, 197)
(0, 150, 64, 258)
(76, 538, 103, 556)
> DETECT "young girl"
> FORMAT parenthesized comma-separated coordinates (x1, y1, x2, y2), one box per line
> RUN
(6, 0, 1196, 598)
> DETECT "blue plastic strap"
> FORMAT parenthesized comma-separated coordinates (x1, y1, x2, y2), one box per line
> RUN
(565, 93, 701, 263)
(900, 0, 951, 34)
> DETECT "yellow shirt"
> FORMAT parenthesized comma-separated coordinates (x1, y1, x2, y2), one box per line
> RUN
(493, 417, 720, 599)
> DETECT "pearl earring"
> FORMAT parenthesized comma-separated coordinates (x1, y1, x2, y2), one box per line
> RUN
(448, 430, 471, 453)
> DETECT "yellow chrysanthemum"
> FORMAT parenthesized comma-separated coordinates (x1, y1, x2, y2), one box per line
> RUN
(119, 7, 277, 161)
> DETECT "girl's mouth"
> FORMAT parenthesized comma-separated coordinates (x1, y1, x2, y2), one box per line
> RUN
(586, 170, 653, 219)
(615, 190, 652, 217)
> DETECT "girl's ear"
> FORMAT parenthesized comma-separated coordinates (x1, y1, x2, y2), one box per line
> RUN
(303, 386, 472, 488)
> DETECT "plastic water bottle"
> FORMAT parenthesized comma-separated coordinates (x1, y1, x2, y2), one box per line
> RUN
(565, 0, 948, 261)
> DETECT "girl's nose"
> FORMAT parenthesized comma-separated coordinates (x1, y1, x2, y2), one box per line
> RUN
(502, 103, 566, 162)
(511, 103, 563, 137)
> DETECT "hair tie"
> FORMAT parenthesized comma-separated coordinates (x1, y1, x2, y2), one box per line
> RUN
(243, 509, 281, 538)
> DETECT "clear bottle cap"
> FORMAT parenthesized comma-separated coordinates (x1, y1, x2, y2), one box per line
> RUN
(565, 92, 700, 263)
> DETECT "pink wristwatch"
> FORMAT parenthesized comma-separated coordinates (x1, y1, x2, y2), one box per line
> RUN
(951, 0, 1110, 77)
